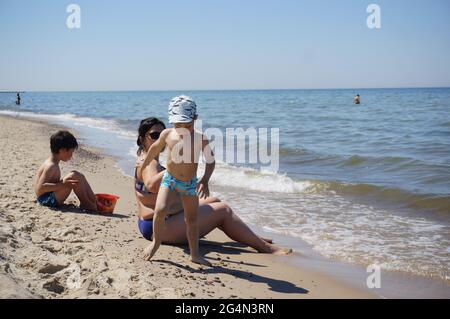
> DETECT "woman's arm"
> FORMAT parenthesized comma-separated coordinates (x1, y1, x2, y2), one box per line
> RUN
(142, 162, 165, 193)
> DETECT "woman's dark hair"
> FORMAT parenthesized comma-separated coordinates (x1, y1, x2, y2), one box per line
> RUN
(136, 117, 166, 155)
(50, 130, 78, 154)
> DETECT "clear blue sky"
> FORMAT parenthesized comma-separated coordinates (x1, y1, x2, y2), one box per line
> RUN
(1, 0, 449, 91)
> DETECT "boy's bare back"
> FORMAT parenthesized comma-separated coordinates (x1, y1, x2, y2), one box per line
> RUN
(34, 158, 61, 197)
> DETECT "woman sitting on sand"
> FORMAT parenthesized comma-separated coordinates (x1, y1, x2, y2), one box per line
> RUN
(134, 117, 291, 257)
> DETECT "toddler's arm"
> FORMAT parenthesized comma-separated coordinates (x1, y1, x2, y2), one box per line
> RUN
(197, 136, 215, 198)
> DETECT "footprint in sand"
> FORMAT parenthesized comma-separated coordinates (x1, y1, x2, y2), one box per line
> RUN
(38, 263, 68, 274)
(42, 278, 65, 294)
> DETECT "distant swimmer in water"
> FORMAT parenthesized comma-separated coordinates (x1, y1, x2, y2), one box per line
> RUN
(16, 93, 21, 105)
(353, 94, 360, 105)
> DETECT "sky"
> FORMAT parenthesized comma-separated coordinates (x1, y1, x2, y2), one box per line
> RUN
(0, 0, 450, 91)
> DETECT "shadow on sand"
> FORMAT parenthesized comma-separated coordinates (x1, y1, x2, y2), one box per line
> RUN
(55, 204, 129, 219)
(152, 239, 308, 295)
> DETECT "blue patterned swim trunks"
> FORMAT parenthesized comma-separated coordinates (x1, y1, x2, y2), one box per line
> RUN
(160, 171, 198, 196)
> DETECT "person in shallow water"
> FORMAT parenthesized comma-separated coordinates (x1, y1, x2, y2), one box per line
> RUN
(134, 116, 292, 263)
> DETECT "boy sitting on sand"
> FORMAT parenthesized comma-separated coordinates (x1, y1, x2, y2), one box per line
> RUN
(34, 130, 97, 211)
(141, 96, 215, 265)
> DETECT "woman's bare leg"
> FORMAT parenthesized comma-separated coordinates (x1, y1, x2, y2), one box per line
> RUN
(161, 202, 291, 255)
(212, 203, 290, 254)
(199, 196, 221, 205)
(198, 197, 272, 243)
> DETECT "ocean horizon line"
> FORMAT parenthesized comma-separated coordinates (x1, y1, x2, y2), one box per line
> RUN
(1, 86, 450, 94)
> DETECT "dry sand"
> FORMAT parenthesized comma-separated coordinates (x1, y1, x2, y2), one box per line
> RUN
(0, 115, 375, 299)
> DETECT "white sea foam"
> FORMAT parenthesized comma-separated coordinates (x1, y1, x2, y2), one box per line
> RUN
(209, 162, 313, 193)
(128, 145, 139, 158)
(216, 188, 450, 282)
(0, 110, 136, 139)
(127, 143, 312, 194)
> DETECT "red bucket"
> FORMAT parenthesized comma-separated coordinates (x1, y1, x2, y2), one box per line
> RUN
(95, 193, 120, 214)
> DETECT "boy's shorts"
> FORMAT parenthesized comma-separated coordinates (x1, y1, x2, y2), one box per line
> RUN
(160, 171, 198, 196)
(37, 192, 59, 208)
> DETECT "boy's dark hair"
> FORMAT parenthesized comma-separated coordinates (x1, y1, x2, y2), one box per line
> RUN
(50, 130, 78, 154)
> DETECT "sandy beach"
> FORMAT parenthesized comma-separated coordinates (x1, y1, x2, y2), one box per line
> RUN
(0, 114, 374, 299)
